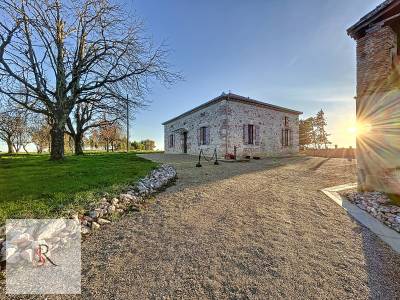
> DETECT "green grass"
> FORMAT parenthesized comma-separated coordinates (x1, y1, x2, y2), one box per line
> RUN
(387, 193, 400, 207)
(0, 152, 158, 224)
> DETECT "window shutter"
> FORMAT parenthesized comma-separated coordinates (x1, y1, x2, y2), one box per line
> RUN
(206, 127, 210, 145)
(243, 124, 248, 145)
(284, 116, 289, 127)
(197, 128, 201, 146)
(255, 125, 260, 146)
(281, 129, 284, 147)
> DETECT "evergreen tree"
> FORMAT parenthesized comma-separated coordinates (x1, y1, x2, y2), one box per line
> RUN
(314, 110, 331, 149)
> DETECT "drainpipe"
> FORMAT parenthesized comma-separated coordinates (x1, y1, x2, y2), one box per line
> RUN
(225, 94, 229, 156)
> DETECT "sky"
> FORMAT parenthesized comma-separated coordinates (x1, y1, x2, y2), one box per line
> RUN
(0, 0, 384, 151)
(126, 0, 383, 150)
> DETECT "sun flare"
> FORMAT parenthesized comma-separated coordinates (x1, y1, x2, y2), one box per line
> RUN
(347, 123, 372, 136)
(347, 127, 358, 134)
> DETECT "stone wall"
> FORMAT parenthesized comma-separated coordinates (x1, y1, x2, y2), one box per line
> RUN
(354, 22, 400, 193)
(164, 99, 300, 158)
(227, 101, 299, 157)
(163, 100, 228, 156)
(301, 148, 355, 159)
(356, 23, 397, 98)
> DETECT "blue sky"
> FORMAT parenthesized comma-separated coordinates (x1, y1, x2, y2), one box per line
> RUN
(126, 0, 381, 149)
(0, 0, 383, 151)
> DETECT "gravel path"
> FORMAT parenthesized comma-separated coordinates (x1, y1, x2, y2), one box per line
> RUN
(2, 155, 400, 299)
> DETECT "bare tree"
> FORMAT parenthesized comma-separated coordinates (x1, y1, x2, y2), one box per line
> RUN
(66, 103, 100, 155)
(12, 114, 30, 153)
(30, 119, 51, 153)
(0, 0, 179, 160)
(87, 128, 100, 150)
(98, 120, 123, 152)
(0, 106, 28, 153)
(0, 111, 17, 153)
(65, 94, 136, 155)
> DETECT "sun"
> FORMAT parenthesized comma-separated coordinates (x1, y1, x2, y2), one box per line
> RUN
(347, 123, 371, 136)
(347, 127, 358, 134)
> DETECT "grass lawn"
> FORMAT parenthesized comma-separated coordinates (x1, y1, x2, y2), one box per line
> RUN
(0, 152, 158, 225)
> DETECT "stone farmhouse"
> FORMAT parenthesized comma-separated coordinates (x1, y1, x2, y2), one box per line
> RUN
(348, 0, 400, 193)
(162, 93, 302, 158)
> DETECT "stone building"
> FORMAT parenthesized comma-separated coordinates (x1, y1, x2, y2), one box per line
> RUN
(348, 0, 400, 193)
(162, 93, 302, 158)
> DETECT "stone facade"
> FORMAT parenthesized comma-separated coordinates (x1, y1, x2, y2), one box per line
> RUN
(356, 24, 397, 98)
(163, 93, 301, 158)
(348, 0, 400, 193)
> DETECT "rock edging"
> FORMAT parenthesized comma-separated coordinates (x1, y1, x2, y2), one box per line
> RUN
(344, 191, 400, 232)
(0, 164, 177, 267)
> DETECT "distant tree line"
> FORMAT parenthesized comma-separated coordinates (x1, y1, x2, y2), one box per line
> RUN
(0, 111, 157, 154)
(131, 140, 156, 151)
(299, 109, 331, 150)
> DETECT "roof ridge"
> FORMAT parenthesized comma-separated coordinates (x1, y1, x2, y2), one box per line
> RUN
(347, 0, 400, 37)
(162, 93, 302, 125)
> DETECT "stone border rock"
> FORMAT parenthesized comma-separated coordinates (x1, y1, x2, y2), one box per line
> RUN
(343, 190, 400, 233)
(0, 164, 177, 269)
(321, 183, 400, 254)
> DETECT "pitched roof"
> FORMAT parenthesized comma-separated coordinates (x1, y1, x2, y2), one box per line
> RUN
(162, 93, 302, 125)
(347, 0, 400, 39)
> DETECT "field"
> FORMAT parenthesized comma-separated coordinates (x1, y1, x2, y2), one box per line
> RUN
(0, 152, 158, 224)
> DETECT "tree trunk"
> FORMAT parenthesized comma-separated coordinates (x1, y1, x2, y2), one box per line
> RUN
(23, 145, 28, 153)
(6, 140, 13, 154)
(74, 133, 84, 155)
(50, 121, 65, 160)
(13, 144, 20, 153)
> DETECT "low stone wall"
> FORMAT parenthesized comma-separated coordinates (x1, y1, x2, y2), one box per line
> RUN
(301, 148, 355, 159)
(0, 164, 177, 268)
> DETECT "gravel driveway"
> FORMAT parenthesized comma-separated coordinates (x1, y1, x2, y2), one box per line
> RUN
(2, 155, 400, 299)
